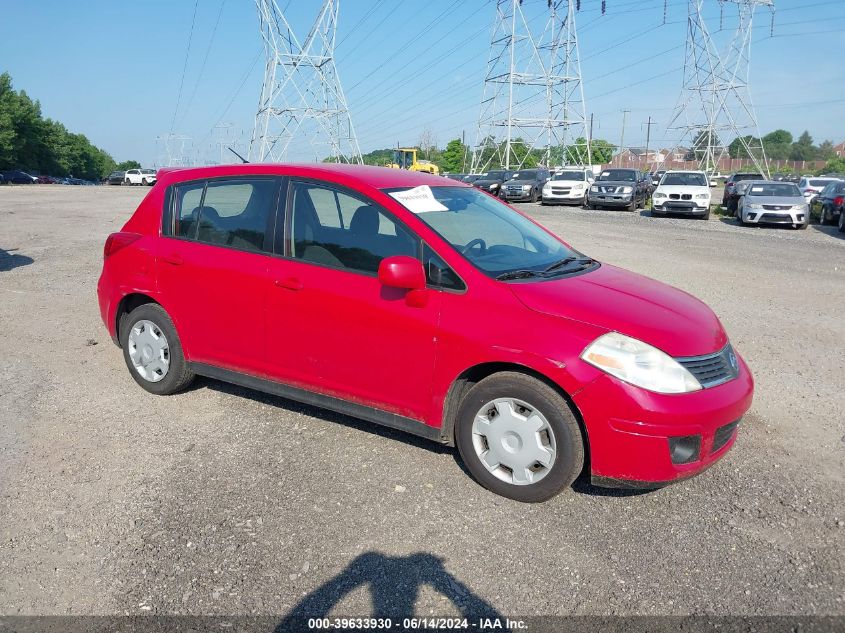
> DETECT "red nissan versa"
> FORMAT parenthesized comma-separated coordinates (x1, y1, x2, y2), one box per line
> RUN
(97, 164, 753, 502)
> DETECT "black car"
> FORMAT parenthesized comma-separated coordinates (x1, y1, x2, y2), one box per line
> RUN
(499, 168, 550, 203)
(810, 180, 845, 226)
(585, 168, 649, 211)
(651, 170, 666, 186)
(472, 169, 516, 197)
(1, 170, 37, 184)
(445, 173, 466, 182)
(723, 172, 763, 213)
(106, 171, 126, 185)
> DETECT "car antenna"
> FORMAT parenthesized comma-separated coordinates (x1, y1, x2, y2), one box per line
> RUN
(227, 147, 249, 164)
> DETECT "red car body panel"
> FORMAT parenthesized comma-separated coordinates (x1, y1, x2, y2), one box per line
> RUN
(97, 163, 754, 487)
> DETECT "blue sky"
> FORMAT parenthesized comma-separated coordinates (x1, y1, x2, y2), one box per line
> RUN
(1, 0, 843, 166)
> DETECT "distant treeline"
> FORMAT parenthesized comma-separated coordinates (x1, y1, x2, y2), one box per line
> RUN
(0, 72, 139, 180)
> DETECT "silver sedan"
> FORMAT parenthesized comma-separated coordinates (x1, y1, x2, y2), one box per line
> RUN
(737, 181, 809, 230)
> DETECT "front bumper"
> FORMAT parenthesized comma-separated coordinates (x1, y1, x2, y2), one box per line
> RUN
(502, 190, 533, 202)
(542, 189, 586, 204)
(572, 354, 754, 487)
(743, 208, 805, 225)
(653, 200, 710, 215)
(587, 192, 633, 207)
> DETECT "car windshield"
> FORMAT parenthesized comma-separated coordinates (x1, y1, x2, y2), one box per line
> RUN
(746, 183, 802, 197)
(661, 173, 707, 186)
(141, 169, 155, 174)
(809, 179, 836, 187)
(553, 171, 585, 181)
(512, 170, 538, 180)
(483, 171, 507, 179)
(734, 173, 763, 182)
(385, 185, 581, 278)
(597, 170, 636, 182)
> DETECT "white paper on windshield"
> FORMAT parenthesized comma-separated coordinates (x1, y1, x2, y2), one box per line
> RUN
(750, 186, 765, 193)
(388, 185, 449, 213)
(600, 171, 611, 177)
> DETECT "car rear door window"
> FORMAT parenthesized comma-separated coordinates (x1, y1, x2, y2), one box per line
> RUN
(173, 182, 205, 239)
(289, 181, 418, 273)
(196, 179, 278, 252)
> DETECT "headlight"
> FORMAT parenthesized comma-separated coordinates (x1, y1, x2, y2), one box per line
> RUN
(590, 185, 599, 192)
(620, 186, 633, 194)
(489, 183, 499, 190)
(572, 183, 585, 190)
(653, 192, 666, 199)
(542, 185, 551, 193)
(580, 332, 702, 394)
(747, 203, 763, 210)
(791, 204, 807, 211)
(522, 185, 531, 191)
(695, 193, 710, 199)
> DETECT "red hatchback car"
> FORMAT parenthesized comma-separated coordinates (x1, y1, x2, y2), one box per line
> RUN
(98, 164, 753, 502)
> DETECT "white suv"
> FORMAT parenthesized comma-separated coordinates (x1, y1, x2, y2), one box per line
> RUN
(798, 177, 841, 205)
(651, 171, 711, 219)
(541, 169, 594, 205)
(124, 169, 157, 186)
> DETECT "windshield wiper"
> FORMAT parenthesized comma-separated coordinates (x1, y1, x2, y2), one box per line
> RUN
(496, 269, 542, 281)
(543, 257, 596, 273)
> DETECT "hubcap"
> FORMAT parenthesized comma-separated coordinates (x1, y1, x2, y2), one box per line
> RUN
(127, 320, 170, 382)
(471, 398, 557, 486)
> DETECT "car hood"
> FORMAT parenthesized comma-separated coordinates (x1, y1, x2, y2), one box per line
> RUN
(746, 196, 803, 206)
(655, 185, 709, 195)
(508, 264, 727, 357)
(506, 179, 538, 186)
(474, 179, 501, 187)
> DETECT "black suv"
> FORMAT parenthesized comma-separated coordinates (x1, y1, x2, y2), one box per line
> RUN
(500, 168, 551, 203)
(723, 173, 763, 213)
(585, 168, 649, 211)
(473, 169, 516, 198)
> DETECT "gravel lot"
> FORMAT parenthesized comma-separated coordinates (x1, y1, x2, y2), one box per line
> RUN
(0, 185, 843, 619)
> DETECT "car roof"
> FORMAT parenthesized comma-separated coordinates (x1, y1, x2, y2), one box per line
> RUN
(155, 163, 466, 189)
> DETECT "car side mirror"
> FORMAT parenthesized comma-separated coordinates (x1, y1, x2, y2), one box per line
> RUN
(378, 256, 426, 291)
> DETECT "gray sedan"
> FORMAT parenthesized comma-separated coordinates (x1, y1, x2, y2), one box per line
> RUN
(737, 181, 809, 230)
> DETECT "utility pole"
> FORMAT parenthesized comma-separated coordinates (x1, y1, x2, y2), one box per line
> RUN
(644, 116, 657, 171)
(666, 0, 773, 177)
(618, 109, 630, 167)
(471, 0, 593, 173)
(249, 0, 362, 163)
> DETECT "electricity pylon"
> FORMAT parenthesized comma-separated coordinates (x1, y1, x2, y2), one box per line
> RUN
(666, 0, 773, 176)
(156, 133, 193, 167)
(470, 0, 591, 173)
(249, 0, 362, 164)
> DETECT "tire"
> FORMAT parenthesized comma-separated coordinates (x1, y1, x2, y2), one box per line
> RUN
(627, 198, 637, 212)
(119, 303, 194, 395)
(818, 208, 830, 225)
(454, 372, 584, 503)
(796, 221, 808, 230)
(700, 207, 711, 220)
(530, 188, 538, 203)
(142, 178, 148, 186)
(125, 179, 131, 186)
(838, 211, 845, 233)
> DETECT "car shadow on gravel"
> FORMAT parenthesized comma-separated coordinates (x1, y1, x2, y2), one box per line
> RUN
(810, 224, 845, 240)
(275, 552, 507, 631)
(198, 377, 452, 455)
(0, 247, 34, 271)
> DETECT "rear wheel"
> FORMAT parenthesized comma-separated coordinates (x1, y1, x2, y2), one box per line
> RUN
(818, 208, 830, 225)
(120, 303, 194, 395)
(838, 211, 845, 233)
(124, 178, 131, 186)
(454, 372, 584, 502)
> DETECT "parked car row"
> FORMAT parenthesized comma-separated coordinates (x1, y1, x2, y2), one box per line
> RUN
(0, 170, 101, 185)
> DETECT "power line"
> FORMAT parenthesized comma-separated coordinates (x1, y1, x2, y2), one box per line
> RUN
(177, 0, 227, 131)
(169, 0, 200, 135)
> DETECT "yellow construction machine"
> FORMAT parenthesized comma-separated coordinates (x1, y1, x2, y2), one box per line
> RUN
(386, 147, 439, 175)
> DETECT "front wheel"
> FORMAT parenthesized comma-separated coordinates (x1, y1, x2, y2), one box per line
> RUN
(120, 303, 194, 395)
(818, 208, 830, 225)
(124, 179, 131, 186)
(530, 188, 538, 203)
(454, 372, 584, 503)
(838, 211, 845, 233)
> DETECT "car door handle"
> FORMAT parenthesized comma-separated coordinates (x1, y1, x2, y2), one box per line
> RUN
(274, 277, 303, 291)
(162, 253, 183, 266)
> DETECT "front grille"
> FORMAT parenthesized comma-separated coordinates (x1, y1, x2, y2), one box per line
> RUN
(763, 204, 791, 211)
(669, 193, 693, 200)
(712, 420, 740, 452)
(676, 344, 739, 389)
(759, 213, 793, 223)
(551, 187, 571, 194)
(600, 185, 621, 193)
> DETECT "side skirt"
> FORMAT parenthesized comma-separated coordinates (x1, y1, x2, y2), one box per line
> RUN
(189, 362, 445, 444)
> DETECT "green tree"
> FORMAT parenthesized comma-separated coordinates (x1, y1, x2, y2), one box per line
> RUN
(817, 156, 845, 175)
(762, 129, 793, 160)
(817, 140, 836, 161)
(790, 130, 817, 161)
(116, 160, 141, 171)
(728, 135, 760, 159)
(590, 138, 615, 164)
(438, 138, 468, 173)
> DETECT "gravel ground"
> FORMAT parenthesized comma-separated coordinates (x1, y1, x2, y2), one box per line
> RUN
(0, 185, 843, 619)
